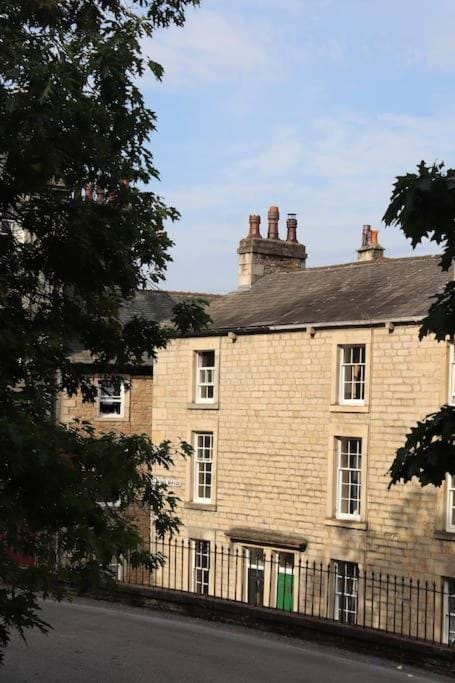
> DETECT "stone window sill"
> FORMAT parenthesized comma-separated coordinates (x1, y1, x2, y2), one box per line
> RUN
(184, 502, 217, 512)
(329, 404, 369, 414)
(95, 416, 130, 422)
(187, 402, 219, 411)
(434, 530, 455, 542)
(325, 518, 368, 531)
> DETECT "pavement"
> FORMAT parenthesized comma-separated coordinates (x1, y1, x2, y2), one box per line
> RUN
(1, 598, 452, 682)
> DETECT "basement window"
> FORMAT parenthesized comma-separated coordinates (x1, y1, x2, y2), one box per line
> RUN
(333, 560, 359, 624)
(444, 579, 455, 645)
(193, 540, 210, 595)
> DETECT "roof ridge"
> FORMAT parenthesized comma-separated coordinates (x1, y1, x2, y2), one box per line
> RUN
(265, 253, 442, 276)
(140, 289, 221, 297)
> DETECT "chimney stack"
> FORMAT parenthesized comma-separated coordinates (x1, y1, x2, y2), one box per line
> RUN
(267, 205, 280, 240)
(237, 205, 307, 289)
(357, 225, 384, 262)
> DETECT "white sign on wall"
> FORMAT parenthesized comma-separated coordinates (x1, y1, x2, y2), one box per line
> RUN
(154, 476, 183, 489)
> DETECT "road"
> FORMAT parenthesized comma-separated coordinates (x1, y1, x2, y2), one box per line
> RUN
(1, 598, 451, 682)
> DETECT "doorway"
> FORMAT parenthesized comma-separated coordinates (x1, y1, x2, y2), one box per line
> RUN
(247, 548, 265, 607)
(276, 552, 294, 611)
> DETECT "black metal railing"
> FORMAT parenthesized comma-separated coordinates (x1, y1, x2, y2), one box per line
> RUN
(116, 538, 455, 648)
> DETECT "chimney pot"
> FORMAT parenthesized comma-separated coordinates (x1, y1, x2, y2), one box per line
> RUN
(267, 205, 280, 239)
(286, 213, 298, 243)
(85, 183, 94, 201)
(248, 214, 261, 239)
(362, 224, 371, 247)
(96, 187, 106, 205)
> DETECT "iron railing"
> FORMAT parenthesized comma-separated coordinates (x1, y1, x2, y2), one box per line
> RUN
(116, 538, 455, 648)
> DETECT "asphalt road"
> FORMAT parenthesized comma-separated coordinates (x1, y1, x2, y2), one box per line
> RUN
(1, 598, 452, 682)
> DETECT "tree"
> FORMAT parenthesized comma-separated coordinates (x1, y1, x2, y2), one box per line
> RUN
(0, 0, 207, 661)
(384, 162, 455, 487)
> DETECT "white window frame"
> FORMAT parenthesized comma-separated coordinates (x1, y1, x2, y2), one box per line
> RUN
(98, 378, 125, 418)
(336, 437, 362, 521)
(192, 539, 210, 595)
(334, 561, 358, 624)
(338, 345, 366, 405)
(195, 351, 215, 404)
(446, 475, 455, 533)
(449, 343, 455, 406)
(98, 499, 121, 508)
(443, 578, 455, 645)
(108, 557, 124, 581)
(193, 432, 213, 504)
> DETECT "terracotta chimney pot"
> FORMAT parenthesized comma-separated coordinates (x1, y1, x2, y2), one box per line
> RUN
(362, 224, 371, 247)
(267, 205, 280, 239)
(286, 213, 298, 243)
(85, 183, 93, 201)
(96, 187, 106, 205)
(248, 214, 261, 239)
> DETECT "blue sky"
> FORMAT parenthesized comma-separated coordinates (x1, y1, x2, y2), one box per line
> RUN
(142, 0, 455, 293)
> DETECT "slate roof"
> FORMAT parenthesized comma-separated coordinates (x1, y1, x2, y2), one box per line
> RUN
(71, 290, 220, 363)
(207, 255, 448, 331)
(119, 289, 220, 325)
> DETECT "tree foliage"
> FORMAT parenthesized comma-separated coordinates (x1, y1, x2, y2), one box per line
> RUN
(384, 162, 455, 487)
(0, 0, 203, 661)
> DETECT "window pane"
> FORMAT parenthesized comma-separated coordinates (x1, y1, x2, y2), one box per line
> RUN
(196, 351, 215, 402)
(99, 401, 121, 415)
(198, 351, 215, 368)
(337, 438, 362, 518)
(99, 379, 123, 416)
(249, 548, 265, 568)
(100, 380, 121, 399)
(194, 433, 213, 502)
(340, 345, 365, 403)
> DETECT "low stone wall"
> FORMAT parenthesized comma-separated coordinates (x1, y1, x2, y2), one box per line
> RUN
(85, 582, 455, 678)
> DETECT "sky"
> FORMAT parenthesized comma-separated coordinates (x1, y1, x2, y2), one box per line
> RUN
(142, 0, 455, 293)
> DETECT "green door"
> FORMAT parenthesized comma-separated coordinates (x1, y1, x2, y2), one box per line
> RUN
(276, 553, 294, 611)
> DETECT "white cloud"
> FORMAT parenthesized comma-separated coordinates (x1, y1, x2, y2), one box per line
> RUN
(162, 110, 455, 290)
(310, 113, 455, 179)
(234, 126, 304, 178)
(143, 9, 271, 88)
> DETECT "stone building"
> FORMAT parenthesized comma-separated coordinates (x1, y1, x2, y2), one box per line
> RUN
(59, 207, 455, 638)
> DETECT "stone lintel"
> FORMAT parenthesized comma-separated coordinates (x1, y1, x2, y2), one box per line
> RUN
(225, 527, 308, 552)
